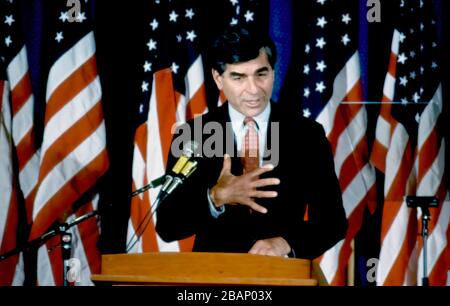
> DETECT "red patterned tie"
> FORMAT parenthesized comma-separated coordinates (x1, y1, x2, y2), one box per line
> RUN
(241, 117, 259, 173)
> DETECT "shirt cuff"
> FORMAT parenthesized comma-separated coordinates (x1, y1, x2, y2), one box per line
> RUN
(207, 188, 225, 218)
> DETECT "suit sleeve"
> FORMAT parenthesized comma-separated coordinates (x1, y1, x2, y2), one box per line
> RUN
(284, 121, 348, 259)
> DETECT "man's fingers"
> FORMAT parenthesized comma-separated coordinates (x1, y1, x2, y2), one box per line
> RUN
(249, 239, 286, 256)
(264, 250, 278, 256)
(254, 248, 277, 256)
(248, 245, 259, 255)
(248, 241, 264, 255)
(248, 242, 276, 256)
(249, 190, 278, 198)
(250, 164, 276, 178)
(252, 178, 280, 188)
(242, 199, 267, 214)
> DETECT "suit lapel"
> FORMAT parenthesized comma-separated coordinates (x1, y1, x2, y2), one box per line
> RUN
(263, 103, 281, 165)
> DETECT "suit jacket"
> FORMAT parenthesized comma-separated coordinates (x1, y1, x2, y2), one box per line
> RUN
(156, 102, 347, 259)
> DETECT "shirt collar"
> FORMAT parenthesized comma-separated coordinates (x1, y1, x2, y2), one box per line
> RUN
(228, 102, 271, 132)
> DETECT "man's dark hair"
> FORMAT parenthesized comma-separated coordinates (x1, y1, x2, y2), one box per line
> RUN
(209, 28, 277, 74)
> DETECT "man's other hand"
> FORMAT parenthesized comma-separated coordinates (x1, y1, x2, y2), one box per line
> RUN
(248, 237, 291, 257)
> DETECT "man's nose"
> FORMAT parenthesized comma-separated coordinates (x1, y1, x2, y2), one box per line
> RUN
(245, 77, 259, 94)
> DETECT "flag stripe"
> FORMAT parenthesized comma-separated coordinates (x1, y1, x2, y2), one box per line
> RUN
(37, 243, 57, 285)
(342, 163, 376, 219)
(338, 138, 369, 194)
(320, 240, 344, 283)
(185, 55, 208, 119)
(186, 55, 204, 101)
(384, 126, 412, 199)
(39, 93, 103, 180)
(44, 56, 98, 126)
(14, 127, 35, 172)
(156, 70, 178, 166)
(186, 83, 208, 120)
(131, 125, 148, 197)
(378, 206, 417, 285)
(7, 46, 29, 89)
(333, 107, 366, 178)
(10, 73, 32, 116)
(416, 85, 442, 185)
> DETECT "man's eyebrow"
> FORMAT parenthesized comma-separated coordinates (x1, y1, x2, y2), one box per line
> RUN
(227, 66, 270, 77)
(229, 71, 245, 77)
(255, 67, 270, 73)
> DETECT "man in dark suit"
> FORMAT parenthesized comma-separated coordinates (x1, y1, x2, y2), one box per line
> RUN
(156, 29, 347, 259)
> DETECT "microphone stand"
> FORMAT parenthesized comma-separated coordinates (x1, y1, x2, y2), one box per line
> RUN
(405, 196, 438, 287)
(419, 205, 431, 287)
(0, 210, 99, 286)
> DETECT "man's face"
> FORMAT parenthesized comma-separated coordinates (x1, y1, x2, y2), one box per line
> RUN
(212, 49, 274, 117)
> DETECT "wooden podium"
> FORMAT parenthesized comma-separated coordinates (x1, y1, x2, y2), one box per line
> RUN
(91, 252, 327, 286)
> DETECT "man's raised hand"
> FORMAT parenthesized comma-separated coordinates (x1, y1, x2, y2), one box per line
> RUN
(210, 154, 280, 214)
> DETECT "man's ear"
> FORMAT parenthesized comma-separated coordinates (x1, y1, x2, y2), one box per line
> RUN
(211, 69, 223, 90)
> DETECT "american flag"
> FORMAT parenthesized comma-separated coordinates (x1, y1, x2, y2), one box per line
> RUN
(126, 0, 208, 253)
(290, 0, 376, 285)
(0, 0, 40, 285)
(371, 0, 449, 286)
(26, 0, 109, 285)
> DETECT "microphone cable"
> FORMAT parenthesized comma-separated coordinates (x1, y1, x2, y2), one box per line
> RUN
(125, 159, 198, 253)
(125, 195, 163, 253)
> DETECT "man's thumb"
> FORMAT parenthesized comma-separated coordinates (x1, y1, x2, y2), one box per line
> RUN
(220, 154, 231, 176)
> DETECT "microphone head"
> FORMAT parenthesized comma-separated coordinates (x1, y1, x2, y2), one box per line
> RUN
(172, 140, 199, 174)
(180, 160, 198, 178)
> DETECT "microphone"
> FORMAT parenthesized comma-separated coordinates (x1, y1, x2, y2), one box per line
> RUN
(157, 159, 198, 202)
(170, 140, 199, 175)
(158, 140, 198, 196)
(129, 175, 166, 198)
(129, 140, 199, 198)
